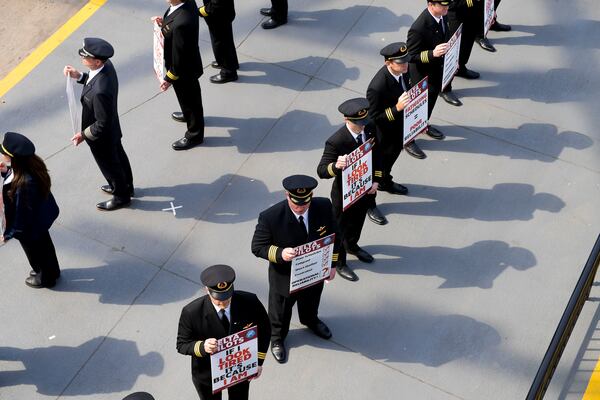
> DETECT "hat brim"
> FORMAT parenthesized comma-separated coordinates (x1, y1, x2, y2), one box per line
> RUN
(349, 117, 370, 126)
(208, 286, 234, 301)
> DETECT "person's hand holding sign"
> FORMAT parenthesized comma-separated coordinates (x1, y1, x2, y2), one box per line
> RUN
(203, 338, 218, 354)
(395, 92, 410, 111)
(335, 155, 347, 170)
(282, 247, 297, 262)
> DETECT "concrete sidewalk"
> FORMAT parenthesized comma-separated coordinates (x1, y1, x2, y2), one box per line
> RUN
(0, 0, 599, 399)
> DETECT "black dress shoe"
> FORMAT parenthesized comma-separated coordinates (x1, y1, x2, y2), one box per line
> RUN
(490, 21, 511, 31)
(336, 265, 358, 281)
(101, 185, 134, 197)
(367, 207, 388, 225)
(440, 91, 462, 106)
(262, 18, 286, 29)
(271, 340, 286, 363)
(259, 7, 273, 16)
(25, 275, 55, 288)
(96, 197, 131, 211)
(404, 141, 426, 159)
(209, 73, 238, 84)
(210, 61, 221, 69)
(426, 126, 445, 140)
(455, 67, 480, 79)
(378, 182, 408, 195)
(347, 246, 374, 263)
(172, 136, 203, 151)
(171, 112, 186, 123)
(308, 320, 332, 339)
(477, 37, 496, 52)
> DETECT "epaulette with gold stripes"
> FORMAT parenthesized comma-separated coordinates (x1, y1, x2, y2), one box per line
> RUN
(385, 107, 395, 122)
(466, 0, 474, 7)
(166, 70, 179, 81)
(194, 340, 203, 357)
(199, 6, 208, 17)
(420, 50, 429, 64)
(268, 245, 279, 263)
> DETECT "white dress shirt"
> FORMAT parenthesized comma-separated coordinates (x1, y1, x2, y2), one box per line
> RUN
(213, 303, 231, 322)
(167, 3, 185, 16)
(86, 65, 105, 85)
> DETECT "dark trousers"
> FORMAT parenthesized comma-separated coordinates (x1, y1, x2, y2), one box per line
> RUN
(444, 13, 478, 93)
(207, 19, 239, 75)
(380, 137, 404, 185)
(192, 378, 250, 400)
(333, 195, 372, 266)
(427, 79, 441, 118)
(270, 0, 287, 21)
(19, 231, 60, 284)
(173, 78, 205, 139)
(268, 283, 323, 341)
(89, 140, 133, 200)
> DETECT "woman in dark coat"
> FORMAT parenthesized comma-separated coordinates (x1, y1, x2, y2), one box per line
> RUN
(1, 132, 60, 288)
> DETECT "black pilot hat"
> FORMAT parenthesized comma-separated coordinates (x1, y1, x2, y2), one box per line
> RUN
(338, 98, 370, 126)
(201, 265, 236, 301)
(0, 132, 35, 158)
(78, 37, 114, 61)
(122, 393, 155, 400)
(282, 175, 318, 205)
(428, 0, 452, 5)
(380, 42, 410, 64)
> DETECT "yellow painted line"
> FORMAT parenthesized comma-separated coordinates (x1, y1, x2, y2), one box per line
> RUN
(584, 356, 600, 399)
(0, 0, 107, 98)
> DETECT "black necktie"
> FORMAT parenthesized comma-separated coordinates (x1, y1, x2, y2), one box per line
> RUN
(439, 18, 445, 35)
(399, 75, 407, 92)
(219, 309, 230, 333)
(356, 134, 363, 145)
(298, 215, 308, 235)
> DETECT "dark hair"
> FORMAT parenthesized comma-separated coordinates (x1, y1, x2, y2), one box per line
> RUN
(8, 154, 51, 200)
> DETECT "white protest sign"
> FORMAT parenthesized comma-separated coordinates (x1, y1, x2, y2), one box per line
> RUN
(290, 233, 335, 293)
(66, 77, 81, 135)
(483, 0, 495, 36)
(441, 23, 462, 91)
(153, 21, 165, 83)
(341, 139, 374, 211)
(403, 77, 429, 145)
(210, 327, 259, 394)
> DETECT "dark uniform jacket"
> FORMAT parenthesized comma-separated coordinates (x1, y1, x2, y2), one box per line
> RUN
(176, 290, 270, 386)
(78, 60, 122, 145)
(316, 125, 383, 212)
(251, 198, 340, 297)
(199, 0, 235, 22)
(162, 0, 203, 83)
(407, 8, 451, 86)
(2, 171, 59, 242)
(447, 0, 481, 27)
(367, 66, 412, 140)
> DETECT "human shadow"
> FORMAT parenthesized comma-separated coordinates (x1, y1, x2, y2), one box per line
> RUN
(418, 123, 593, 161)
(0, 337, 163, 395)
(311, 310, 501, 367)
(202, 111, 338, 153)
(489, 21, 600, 49)
(52, 264, 198, 305)
(359, 241, 536, 289)
(454, 68, 595, 104)
(288, 6, 413, 35)
(130, 174, 283, 223)
(382, 183, 565, 221)
(241, 57, 359, 89)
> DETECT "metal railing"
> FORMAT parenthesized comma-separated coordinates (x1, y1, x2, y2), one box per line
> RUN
(527, 234, 600, 399)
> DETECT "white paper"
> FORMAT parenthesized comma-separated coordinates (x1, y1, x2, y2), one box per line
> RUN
(153, 21, 165, 83)
(66, 77, 81, 135)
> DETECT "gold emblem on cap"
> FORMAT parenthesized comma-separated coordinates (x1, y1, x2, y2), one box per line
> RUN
(217, 282, 228, 289)
(297, 188, 306, 194)
(400, 46, 407, 52)
(358, 109, 367, 116)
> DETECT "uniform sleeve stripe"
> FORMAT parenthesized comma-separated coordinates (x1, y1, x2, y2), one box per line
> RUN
(194, 341, 203, 357)
(268, 246, 279, 263)
(374, 171, 383, 177)
(467, 0, 473, 6)
(385, 108, 395, 121)
(332, 253, 339, 261)
(257, 352, 266, 359)
(420, 51, 429, 63)
(327, 163, 335, 177)
(166, 70, 179, 81)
